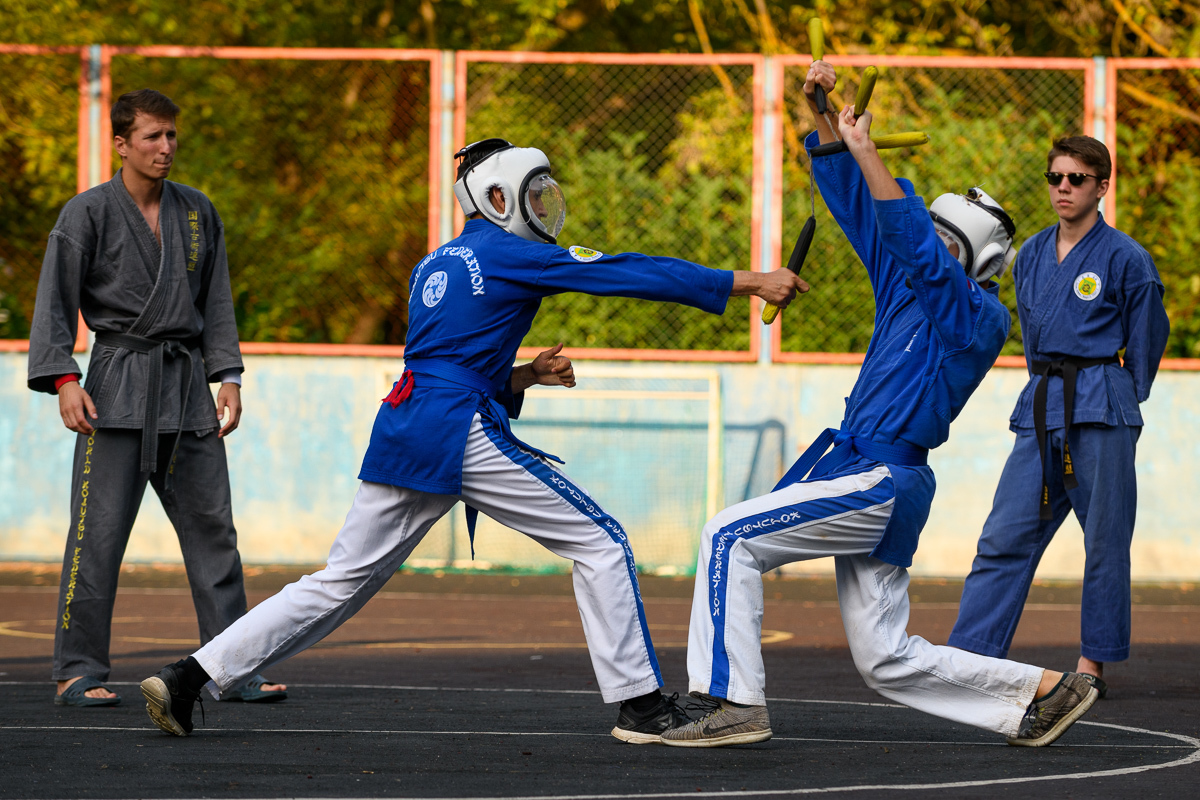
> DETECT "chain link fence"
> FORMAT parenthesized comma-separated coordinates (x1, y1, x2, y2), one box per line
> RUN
(1114, 65, 1200, 359)
(778, 60, 1087, 357)
(462, 56, 760, 354)
(109, 51, 434, 346)
(5, 49, 1198, 362)
(0, 50, 81, 340)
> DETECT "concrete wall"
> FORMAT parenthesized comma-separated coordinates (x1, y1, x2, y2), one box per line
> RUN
(3, 350, 1195, 581)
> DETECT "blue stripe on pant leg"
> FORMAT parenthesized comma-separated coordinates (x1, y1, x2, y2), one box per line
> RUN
(479, 421, 662, 685)
(708, 477, 895, 698)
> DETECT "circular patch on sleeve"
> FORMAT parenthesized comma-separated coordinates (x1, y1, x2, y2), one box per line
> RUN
(1074, 272, 1102, 301)
(422, 271, 449, 307)
(568, 246, 604, 263)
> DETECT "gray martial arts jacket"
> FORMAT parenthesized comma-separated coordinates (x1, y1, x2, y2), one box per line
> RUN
(27, 170, 243, 467)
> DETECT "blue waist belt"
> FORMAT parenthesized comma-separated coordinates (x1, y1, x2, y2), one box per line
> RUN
(403, 357, 497, 395)
(774, 426, 929, 491)
(402, 358, 564, 551)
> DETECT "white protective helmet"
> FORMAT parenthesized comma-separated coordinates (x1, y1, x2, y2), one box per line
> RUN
(453, 138, 567, 244)
(928, 187, 1016, 283)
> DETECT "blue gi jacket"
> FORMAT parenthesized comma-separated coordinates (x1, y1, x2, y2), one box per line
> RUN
(801, 132, 1011, 567)
(358, 218, 734, 494)
(1008, 216, 1168, 431)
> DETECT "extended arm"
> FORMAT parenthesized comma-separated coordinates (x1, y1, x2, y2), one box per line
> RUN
(731, 269, 810, 308)
(535, 249, 806, 313)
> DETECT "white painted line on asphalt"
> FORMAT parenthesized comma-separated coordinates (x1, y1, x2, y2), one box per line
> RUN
(0, 724, 1191, 751)
(2, 683, 1197, 797)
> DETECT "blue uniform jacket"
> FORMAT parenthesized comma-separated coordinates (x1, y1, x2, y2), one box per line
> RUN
(1008, 216, 1168, 432)
(358, 218, 735, 494)
(803, 132, 1011, 567)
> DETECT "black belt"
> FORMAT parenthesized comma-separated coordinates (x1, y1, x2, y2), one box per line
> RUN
(1031, 355, 1120, 519)
(95, 331, 200, 482)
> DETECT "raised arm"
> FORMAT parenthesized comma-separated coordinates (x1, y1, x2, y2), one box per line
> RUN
(803, 61, 840, 145)
(838, 105, 984, 349)
(836, 106, 904, 202)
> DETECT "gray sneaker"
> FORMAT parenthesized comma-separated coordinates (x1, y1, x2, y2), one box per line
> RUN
(660, 696, 772, 748)
(1006, 673, 1099, 747)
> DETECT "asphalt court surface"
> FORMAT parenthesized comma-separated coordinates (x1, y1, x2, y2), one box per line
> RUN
(2, 567, 1199, 799)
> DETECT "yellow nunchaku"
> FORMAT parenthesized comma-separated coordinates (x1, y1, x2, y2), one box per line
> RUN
(762, 38, 927, 324)
(855, 66, 929, 148)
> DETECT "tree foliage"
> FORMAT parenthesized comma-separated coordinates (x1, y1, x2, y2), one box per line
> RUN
(1, 1, 1197, 354)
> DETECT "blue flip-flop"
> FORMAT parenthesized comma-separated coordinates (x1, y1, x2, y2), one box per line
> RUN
(54, 676, 121, 707)
(222, 674, 287, 703)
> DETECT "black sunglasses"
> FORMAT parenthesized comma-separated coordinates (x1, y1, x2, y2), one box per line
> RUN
(1044, 171, 1101, 187)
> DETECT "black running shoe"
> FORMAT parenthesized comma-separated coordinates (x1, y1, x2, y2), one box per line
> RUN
(141, 660, 203, 736)
(611, 692, 689, 744)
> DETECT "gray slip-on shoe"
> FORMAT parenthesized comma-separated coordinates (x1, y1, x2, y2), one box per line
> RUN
(1006, 673, 1099, 747)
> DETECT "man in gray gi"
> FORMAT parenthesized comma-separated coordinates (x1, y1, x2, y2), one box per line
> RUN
(27, 89, 285, 706)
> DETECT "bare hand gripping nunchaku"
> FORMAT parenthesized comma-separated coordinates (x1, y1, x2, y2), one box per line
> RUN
(762, 22, 929, 324)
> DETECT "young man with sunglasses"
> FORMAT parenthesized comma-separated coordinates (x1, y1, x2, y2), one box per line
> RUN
(948, 135, 1170, 699)
(661, 64, 1099, 749)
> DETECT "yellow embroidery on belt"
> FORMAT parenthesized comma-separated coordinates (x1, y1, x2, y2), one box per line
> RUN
(187, 210, 200, 271)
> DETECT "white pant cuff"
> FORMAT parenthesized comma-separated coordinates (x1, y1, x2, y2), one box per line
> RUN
(604, 674, 662, 704)
(688, 679, 764, 706)
(1001, 669, 1046, 737)
(193, 649, 238, 695)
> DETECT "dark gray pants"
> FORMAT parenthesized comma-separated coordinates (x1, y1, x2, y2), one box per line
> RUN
(53, 427, 247, 681)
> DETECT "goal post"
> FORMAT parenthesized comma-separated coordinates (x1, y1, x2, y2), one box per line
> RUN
(407, 366, 724, 575)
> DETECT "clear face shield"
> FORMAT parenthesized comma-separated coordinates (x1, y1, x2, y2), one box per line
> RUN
(933, 224, 965, 266)
(522, 172, 566, 241)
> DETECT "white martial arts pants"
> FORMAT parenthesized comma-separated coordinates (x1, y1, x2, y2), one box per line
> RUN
(686, 464, 1043, 737)
(195, 414, 662, 704)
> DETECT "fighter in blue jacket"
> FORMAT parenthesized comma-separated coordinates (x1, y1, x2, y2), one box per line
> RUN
(139, 138, 807, 743)
(662, 63, 1098, 749)
(949, 135, 1170, 696)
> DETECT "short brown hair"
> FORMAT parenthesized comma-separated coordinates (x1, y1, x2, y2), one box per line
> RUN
(1047, 136, 1111, 181)
(111, 89, 180, 139)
